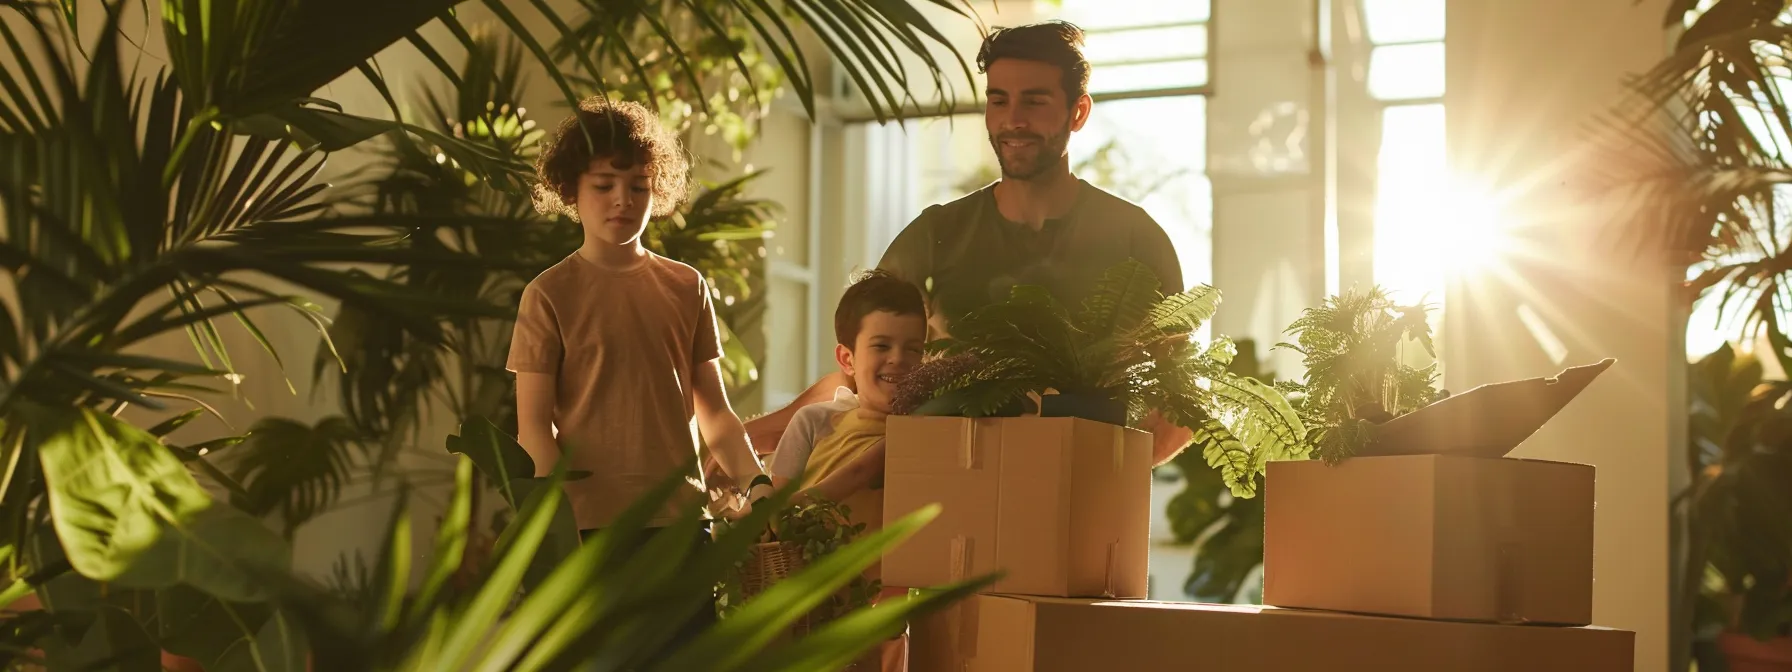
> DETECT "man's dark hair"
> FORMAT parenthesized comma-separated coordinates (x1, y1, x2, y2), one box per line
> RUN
(533, 97, 690, 219)
(976, 20, 1090, 106)
(834, 270, 926, 347)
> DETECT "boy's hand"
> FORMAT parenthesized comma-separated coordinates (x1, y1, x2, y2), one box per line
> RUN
(721, 497, 754, 522)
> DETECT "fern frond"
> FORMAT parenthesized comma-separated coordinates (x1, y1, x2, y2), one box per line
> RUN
(1313, 417, 1375, 464)
(929, 377, 1040, 417)
(1204, 371, 1308, 496)
(1203, 335, 1238, 367)
(1075, 258, 1161, 339)
(1129, 285, 1220, 340)
(1193, 418, 1257, 498)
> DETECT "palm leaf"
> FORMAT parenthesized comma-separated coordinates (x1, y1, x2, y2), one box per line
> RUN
(225, 416, 368, 539)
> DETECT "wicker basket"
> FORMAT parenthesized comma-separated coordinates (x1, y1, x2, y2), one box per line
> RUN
(741, 541, 818, 635)
(739, 542, 884, 670)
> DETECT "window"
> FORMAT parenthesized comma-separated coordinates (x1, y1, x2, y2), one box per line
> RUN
(854, 0, 1214, 283)
(1366, 0, 1448, 314)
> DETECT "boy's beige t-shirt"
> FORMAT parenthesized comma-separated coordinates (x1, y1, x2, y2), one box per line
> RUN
(507, 251, 721, 529)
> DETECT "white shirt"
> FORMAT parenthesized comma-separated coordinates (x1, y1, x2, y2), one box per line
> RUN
(769, 387, 860, 481)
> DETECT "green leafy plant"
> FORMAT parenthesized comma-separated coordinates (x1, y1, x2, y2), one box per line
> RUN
(1163, 338, 1274, 604)
(322, 31, 780, 456)
(1273, 286, 1446, 464)
(0, 0, 989, 666)
(716, 488, 881, 625)
(1680, 343, 1792, 652)
(913, 259, 1223, 422)
(557, 0, 786, 155)
(1603, 5, 1792, 667)
(248, 421, 993, 672)
(902, 259, 1306, 497)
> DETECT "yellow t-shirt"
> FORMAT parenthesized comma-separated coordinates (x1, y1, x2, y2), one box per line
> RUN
(769, 388, 885, 533)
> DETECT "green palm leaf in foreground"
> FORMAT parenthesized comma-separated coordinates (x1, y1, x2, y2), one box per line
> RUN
(260, 418, 993, 672)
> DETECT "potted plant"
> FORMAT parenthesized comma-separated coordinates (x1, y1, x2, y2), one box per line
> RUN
(1684, 343, 1792, 671)
(1273, 286, 1448, 463)
(716, 477, 886, 670)
(890, 259, 1306, 497)
(896, 260, 1224, 422)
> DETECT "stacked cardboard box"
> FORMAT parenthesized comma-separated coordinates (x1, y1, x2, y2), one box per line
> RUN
(909, 596, 1633, 671)
(882, 416, 1153, 599)
(883, 359, 1636, 670)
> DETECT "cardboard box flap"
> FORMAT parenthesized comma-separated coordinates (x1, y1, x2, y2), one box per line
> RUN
(1360, 358, 1615, 459)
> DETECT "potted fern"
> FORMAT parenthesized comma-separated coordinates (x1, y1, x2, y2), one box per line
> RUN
(1273, 286, 1449, 463)
(895, 259, 1224, 427)
(890, 260, 1306, 497)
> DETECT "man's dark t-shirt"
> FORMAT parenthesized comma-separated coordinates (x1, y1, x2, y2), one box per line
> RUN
(877, 179, 1184, 339)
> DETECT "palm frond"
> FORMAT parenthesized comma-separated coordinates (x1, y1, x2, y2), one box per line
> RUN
(225, 416, 370, 539)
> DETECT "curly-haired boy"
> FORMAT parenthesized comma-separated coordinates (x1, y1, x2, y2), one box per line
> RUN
(507, 97, 770, 567)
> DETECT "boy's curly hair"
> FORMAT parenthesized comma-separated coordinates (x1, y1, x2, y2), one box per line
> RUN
(532, 97, 690, 219)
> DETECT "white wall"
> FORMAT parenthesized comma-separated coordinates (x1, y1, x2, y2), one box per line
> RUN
(1444, 1, 1675, 669)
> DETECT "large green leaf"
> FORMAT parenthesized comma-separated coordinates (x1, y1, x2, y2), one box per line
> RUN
(42, 605, 160, 672)
(210, 610, 307, 672)
(33, 406, 211, 583)
(649, 504, 960, 672)
(32, 406, 290, 601)
(445, 416, 536, 508)
(154, 584, 276, 670)
(160, 0, 460, 116)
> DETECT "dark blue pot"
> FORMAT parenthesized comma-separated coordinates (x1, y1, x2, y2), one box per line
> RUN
(1039, 391, 1127, 427)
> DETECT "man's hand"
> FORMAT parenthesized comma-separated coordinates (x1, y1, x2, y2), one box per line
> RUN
(1145, 410, 1196, 466)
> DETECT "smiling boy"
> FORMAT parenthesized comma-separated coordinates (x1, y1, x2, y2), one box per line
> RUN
(768, 270, 927, 531)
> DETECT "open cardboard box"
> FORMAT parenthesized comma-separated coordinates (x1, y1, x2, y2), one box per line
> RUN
(1264, 454, 1595, 624)
(910, 594, 1635, 672)
(1262, 358, 1614, 625)
(882, 416, 1151, 598)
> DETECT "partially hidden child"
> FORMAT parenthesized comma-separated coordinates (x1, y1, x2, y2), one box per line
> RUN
(506, 97, 771, 645)
(769, 270, 928, 567)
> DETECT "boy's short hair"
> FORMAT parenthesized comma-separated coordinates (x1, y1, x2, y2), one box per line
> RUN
(834, 270, 926, 348)
(532, 97, 690, 219)
(976, 20, 1091, 107)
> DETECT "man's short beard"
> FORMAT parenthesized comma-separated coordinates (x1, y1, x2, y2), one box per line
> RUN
(992, 124, 1071, 180)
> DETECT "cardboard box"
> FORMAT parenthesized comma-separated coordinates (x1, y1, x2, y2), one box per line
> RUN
(1263, 454, 1595, 625)
(882, 416, 1151, 598)
(911, 594, 1634, 672)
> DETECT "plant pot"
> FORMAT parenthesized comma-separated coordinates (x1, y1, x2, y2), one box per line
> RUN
(1721, 632, 1792, 672)
(910, 392, 1031, 418)
(1038, 391, 1126, 427)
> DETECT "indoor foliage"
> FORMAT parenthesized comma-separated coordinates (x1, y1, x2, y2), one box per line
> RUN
(1681, 343, 1792, 655)
(1272, 286, 1446, 464)
(320, 31, 780, 460)
(0, 0, 989, 667)
(1162, 338, 1273, 605)
(715, 481, 882, 627)
(1605, 1, 1792, 666)
(898, 259, 1307, 497)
